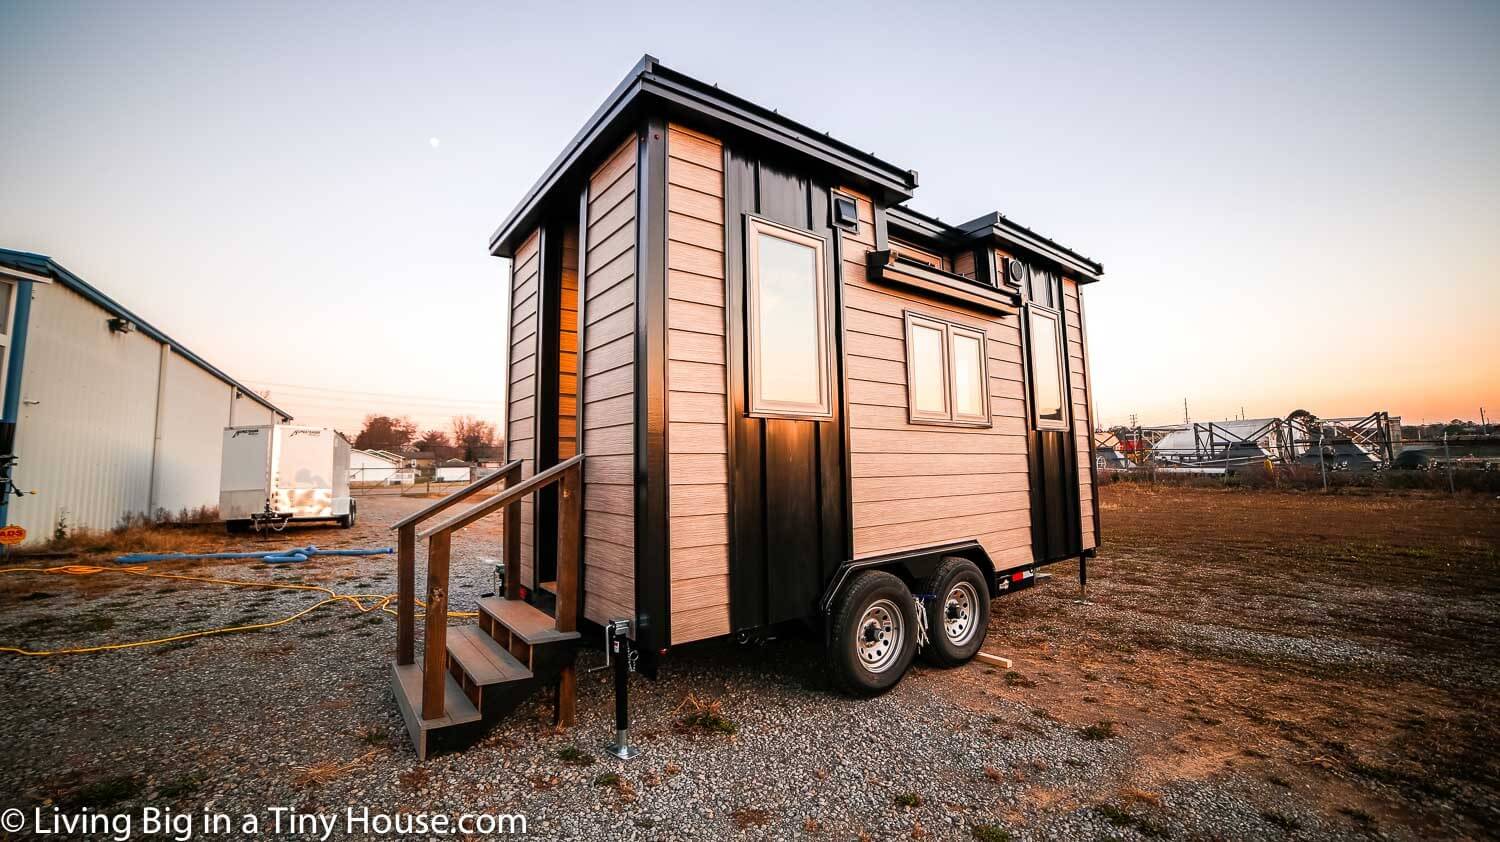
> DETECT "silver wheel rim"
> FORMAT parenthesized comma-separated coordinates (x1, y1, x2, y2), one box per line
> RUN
(856, 598, 904, 673)
(944, 581, 980, 646)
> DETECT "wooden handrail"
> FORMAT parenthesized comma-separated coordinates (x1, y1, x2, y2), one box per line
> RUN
(417, 454, 585, 541)
(408, 454, 586, 722)
(394, 461, 522, 669)
(389, 460, 522, 530)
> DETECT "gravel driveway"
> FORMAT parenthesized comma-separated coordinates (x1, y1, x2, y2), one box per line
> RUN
(0, 489, 1491, 840)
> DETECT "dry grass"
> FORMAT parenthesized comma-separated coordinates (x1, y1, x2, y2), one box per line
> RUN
(938, 483, 1500, 838)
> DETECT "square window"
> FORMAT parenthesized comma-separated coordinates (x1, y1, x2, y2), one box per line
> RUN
(903, 311, 991, 427)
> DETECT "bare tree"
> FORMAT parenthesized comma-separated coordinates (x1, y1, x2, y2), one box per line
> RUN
(451, 415, 498, 461)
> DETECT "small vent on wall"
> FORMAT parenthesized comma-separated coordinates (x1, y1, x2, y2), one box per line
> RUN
(1004, 257, 1028, 290)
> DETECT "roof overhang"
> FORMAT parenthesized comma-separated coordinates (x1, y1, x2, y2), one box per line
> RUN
(488, 56, 919, 258)
(955, 211, 1104, 284)
(886, 206, 1105, 285)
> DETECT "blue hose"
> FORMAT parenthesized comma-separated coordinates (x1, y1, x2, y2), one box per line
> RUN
(115, 545, 394, 564)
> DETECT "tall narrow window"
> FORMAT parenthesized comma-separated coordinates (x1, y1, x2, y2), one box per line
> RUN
(903, 311, 991, 427)
(746, 216, 831, 418)
(1027, 305, 1069, 430)
(0, 280, 14, 401)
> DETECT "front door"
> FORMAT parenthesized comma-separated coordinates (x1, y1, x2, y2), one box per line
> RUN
(724, 152, 849, 630)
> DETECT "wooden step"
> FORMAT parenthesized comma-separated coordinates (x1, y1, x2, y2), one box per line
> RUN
(390, 661, 480, 760)
(538, 580, 557, 595)
(477, 596, 581, 646)
(446, 625, 532, 686)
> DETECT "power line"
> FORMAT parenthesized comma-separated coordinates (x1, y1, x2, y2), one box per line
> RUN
(242, 378, 504, 406)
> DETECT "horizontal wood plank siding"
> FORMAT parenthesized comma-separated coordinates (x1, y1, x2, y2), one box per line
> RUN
(1063, 279, 1097, 550)
(841, 190, 1031, 562)
(508, 228, 541, 585)
(582, 137, 638, 625)
(665, 124, 730, 644)
(560, 225, 579, 459)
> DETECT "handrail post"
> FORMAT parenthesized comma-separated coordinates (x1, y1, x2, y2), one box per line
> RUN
(396, 523, 415, 665)
(553, 461, 582, 726)
(421, 529, 451, 719)
(555, 462, 581, 633)
(503, 462, 522, 600)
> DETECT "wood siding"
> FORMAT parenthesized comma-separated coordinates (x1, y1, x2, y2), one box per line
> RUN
(559, 225, 579, 459)
(665, 124, 730, 645)
(1063, 279, 1097, 550)
(843, 192, 1032, 568)
(508, 228, 541, 585)
(581, 136, 638, 625)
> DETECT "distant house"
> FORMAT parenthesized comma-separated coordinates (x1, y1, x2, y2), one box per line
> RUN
(0, 248, 292, 544)
(350, 449, 413, 485)
(434, 459, 472, 483)
(399, 450, 438, 472)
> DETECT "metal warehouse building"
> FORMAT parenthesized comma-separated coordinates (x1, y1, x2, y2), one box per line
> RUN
(0, 248, 292, 545)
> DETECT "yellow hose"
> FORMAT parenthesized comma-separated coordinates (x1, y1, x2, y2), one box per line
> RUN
(0, 563, 476, 657)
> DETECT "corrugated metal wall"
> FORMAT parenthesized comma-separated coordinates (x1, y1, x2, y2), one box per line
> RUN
(10, 281, 280, 543)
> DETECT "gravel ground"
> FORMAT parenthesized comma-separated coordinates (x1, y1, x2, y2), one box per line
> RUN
(0, 488, 1493, 840)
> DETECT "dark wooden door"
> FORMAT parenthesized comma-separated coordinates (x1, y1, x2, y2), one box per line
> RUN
(723, 151, 849, 630)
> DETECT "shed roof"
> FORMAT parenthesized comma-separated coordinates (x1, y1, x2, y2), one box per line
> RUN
(0, 247, 292, 421)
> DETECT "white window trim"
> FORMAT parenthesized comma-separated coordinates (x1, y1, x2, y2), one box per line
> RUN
(745, 215, 833, 420)
(1026, 303, 1071, 431)
(902, 310, 992, 428)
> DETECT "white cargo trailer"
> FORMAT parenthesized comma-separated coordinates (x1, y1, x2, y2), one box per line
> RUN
(219, 425, 354, 533)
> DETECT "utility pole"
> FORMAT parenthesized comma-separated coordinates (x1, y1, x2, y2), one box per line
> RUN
(1183, 398, 1190, 426)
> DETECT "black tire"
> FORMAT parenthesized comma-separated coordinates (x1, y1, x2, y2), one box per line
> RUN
(918, 557, 991, 667)
(338, 501, 357, 529)
(225, 519, 250, 534)
(828, 571, 919, 696)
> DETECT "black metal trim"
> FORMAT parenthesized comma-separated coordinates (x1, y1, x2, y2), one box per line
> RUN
(633, 118, 671, 676)
(831, 212, 855, 578)
(535, 222, 564, 590)
(574, 184, 592, 618)
(867, 250, 1021, 315)
(490, 56, 917, 257)
(885, 205, 1105, 284)
(819, 540, 992, 613)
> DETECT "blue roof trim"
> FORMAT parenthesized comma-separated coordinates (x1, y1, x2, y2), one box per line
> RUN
(0, 247, 293, 421)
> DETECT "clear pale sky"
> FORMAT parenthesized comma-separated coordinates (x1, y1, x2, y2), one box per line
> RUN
(2, 0, 1496, 433)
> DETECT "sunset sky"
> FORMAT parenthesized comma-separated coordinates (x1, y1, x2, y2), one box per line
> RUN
(2, 0, 1495, 435)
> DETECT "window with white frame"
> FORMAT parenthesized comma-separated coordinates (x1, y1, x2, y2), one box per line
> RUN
(903, 311, 991, 427)
(1026, 305, 1069, 430)
(746, 216, 832, 418)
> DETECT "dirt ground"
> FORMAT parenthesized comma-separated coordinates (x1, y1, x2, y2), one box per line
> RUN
(0, 484, 1495, 840)
(948, 483, 1500, 839)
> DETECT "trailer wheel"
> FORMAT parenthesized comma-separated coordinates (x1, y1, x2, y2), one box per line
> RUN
(338, 501, 357, 529)
(829, 571, 918, 696)
(919, 557, 990, 667)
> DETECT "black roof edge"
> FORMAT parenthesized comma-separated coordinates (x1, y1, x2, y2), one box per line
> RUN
(957, 212, 1104, 282)
(0, 248, 294, 420)
(888, 205, 1104, 283)
(488, 55, 918, 258)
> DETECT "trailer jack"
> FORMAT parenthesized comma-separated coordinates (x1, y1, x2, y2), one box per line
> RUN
(604, 619, 639, 760)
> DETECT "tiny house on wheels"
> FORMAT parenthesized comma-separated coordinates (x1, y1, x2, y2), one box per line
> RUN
(389, 56, 1103, 757)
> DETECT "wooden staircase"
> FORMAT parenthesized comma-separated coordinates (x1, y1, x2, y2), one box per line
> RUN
(389, 455, 584, 759)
